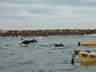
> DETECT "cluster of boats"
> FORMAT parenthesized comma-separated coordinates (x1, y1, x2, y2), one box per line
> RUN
(72, 41, 96, 66)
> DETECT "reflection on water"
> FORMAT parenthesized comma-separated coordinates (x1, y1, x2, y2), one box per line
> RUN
(81, 62, 96, 66)
(0, 35, 96, 72)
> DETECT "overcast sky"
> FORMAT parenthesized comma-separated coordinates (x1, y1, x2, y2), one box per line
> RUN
(0, 0, 96, 30)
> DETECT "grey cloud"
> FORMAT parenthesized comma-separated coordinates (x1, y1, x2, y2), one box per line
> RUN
(72, 11, 89, 14)
(0, 0, 96, 7)
(0, 14, 31, 21)
(40, 0, 96, 7)
(29, 9, 59, 15)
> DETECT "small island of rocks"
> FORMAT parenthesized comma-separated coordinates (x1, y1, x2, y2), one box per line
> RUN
(0, 29, 96, 37)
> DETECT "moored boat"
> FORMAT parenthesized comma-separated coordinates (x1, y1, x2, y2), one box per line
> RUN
(78, 42, 96, 46)
(71, 50, 96, 65)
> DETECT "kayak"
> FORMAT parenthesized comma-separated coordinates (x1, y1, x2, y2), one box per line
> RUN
(71, 50, 96, 65)
(78, 42, 96, 46)
(81, 62, 96, 66)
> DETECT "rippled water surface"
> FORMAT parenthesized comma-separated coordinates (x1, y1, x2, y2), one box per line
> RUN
(1, 35, 96, 72)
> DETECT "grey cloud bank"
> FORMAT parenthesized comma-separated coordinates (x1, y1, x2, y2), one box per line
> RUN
(0, 0, 96, 30)
(1, 0, 96, 7)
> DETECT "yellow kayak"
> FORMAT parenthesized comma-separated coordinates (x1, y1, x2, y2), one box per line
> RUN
(78, 42, 96, 46)
(71, 50, 96, 65)
(81, 62, 96, 66)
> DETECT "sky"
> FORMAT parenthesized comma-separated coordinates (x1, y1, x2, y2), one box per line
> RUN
(0, 0, 96, 30)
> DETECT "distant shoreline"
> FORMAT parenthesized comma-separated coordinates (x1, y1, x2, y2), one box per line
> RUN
(0, 29, 96, 37)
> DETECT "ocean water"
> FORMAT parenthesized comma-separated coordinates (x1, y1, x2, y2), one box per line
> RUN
(1, 35, 96, 72)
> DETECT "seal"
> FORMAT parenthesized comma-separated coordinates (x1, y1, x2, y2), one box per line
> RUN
(54, 43, 64, 47)
(19, 39, 37, 45)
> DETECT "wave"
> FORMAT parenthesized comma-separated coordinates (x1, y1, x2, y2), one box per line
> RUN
(19, 45, 29, 47)
(0, 46, 7, 49)
(40, 43, 50, 46)
(18, 61, 34, 65)
(4, 45, 12, 46)
(84, 34, 96, 36)
(0, 66, 4, 69)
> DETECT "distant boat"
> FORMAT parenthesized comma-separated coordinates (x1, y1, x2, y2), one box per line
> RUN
(78, 42, 96, 46)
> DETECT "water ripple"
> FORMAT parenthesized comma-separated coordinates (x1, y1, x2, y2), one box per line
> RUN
(8, 53, 15, 55)
(1, 36, 96, 72)
(0, 67, 4, 69)
(18, 61, 34, 65)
